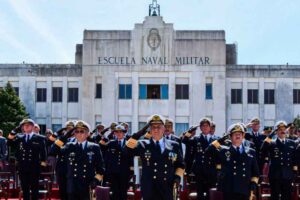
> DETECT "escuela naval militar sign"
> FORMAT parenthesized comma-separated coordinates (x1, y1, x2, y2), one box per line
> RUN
(98, 56, 210, 65)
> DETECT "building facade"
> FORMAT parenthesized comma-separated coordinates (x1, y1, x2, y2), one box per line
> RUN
(0, 15, 299, 135)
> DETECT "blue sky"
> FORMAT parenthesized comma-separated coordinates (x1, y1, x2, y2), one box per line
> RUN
(0, 0, 299, 65)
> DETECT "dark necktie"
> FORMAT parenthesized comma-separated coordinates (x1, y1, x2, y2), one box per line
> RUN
(79, 143, 83, 150)
(236, 147, 241, 156)
(155, 141, 161, 154)
(118, 141, 122, 148)
(26, 135, 29, 142)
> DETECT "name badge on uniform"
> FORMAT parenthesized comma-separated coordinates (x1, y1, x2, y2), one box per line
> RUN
(225, 151, 231, 161)
(144, 150, 151, 166)
(87, 152, 94, 163)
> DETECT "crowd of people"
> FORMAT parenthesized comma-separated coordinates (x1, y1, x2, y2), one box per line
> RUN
(0, 115, 300, 200)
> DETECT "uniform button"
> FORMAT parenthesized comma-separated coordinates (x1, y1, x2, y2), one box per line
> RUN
(234, 161, 236, 163)
(74, 169, 77, 171)
(118, 162, 120, 165)
(84, 165, 86, 167)
(154, 163, 157, 166)
(233, 172, 236, 175)
(165, 164, 167, 167)
(208, 162, 211, 164)
(242, 163, 245, 165)
(74, 174, 77, 177)
(153, 176, 156, 179)
(164, 171, 167, 174)
(281, 163, 283, 165)
(280, 158, 283, 160)
(164, 178, 167, 181)
(234, 166, 236, 169)
(154, 169, 157, 172)
(83, 175, 86, 178)
(243, 168, 246, 171)
(83, 170, 86, 172)
(243, 174, 246, 177)
(75, 164, 77, 166)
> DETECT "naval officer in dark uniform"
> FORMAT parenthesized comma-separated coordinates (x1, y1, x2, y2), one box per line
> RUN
(261, 120, 298, 200)
(51, 120, 105, 200)
(103, 125, 133, 200)
(7, 119, 47, 200)
(126, 114, 185, 200)
(48, 120, 76, 200)
(207, 123, 259, 200)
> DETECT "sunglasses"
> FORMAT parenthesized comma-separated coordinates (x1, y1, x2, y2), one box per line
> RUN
(74, 130, 87, 134)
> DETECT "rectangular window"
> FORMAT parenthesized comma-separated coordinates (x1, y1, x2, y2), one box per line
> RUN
(176, 85, 189, 99)
(36, 88, 47, 102)
(139, 85, 147, 99)
(231, 89, 242, 104)
(205, 83, 213, 100)
(264, 89, 275, 104)
(52, 124, 62, 132)
(38, 124, 47, 135)
(139, 84, 168, 99)
(160, 85, 168, 99)
(175, 123, 189, 136)
(95, 84, 102, 99)
(14, 87, 19, 96)
(138, 122, 147, 130)
(68, 88, 79, 102)
(119, 84, 132, 99)
(52, 87, 62, 102)
(293, 89, 300, 104)
(247, 89, 258, 104)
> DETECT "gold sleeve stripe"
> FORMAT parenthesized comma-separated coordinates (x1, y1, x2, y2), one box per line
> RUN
(126, 138, 138, 149)
(175, 168, 185, 177)
(55, 140, 64, 148)
(95, 174, 103, 181)
(185, 132, 192, 138)
(212, 140, 221, 149)
(49, 135, 56, 142)
(293, 166, 298, 171)
(8, 134, 15, 140)
(216, 164, 221, 170)
(251, 177, 259, 184)
(144, 132, 152, 139)
(264, 137, 272, 143)
(40, 161, 47, 167)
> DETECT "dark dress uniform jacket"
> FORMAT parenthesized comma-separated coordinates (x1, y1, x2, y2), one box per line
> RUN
(61, 141, 105, 194)
(126, 138, 184, 200)
(8, 134, 47, 171)
(104, 139, 133, 175)
(261, 138, 297, 180)
(189, 135, 215, 178)
(207, 144, 259, 196)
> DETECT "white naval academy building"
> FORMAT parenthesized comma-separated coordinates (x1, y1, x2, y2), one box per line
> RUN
(1, 9, 300, 135)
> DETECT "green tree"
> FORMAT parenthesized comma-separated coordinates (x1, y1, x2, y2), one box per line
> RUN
(293, 114, 300, 129)
(0, 82, 29, 136)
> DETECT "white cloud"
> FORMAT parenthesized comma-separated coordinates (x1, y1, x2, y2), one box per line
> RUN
(8, 0, 71, 62)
